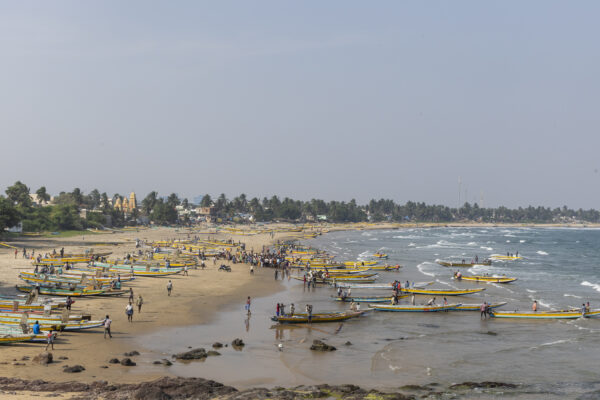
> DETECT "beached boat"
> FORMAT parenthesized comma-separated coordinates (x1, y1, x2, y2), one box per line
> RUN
(333, 294, 409, 303)
(437, 259, 492, 267)
(400, 287, 486, 296)
(490, 309, 600, 319)
(90, 262, 182, 277)
(335, 281, 434, 290)
(0, 318, 104, 331)
(271, 311, 365, 324)
(0, 299, 65, 312)
(453, 302, 508, 311)
(365, 264, 402, 271)
(21, 271, 135, 283)
(16, 285, 126, 297)
(455, 275, 517, 284)
(369, 304, 461, 312)
(291, 276, 377, 284)
(0, 333, 36, 344)
(343, 260, 379, 267)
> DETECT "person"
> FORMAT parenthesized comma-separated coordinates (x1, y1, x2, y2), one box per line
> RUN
(479, 302, 487, 319)
(183, 265, 188, 276)
(411, 293, 416, 305)
(581, 303, 586, 317)
(14, 249, 17, 259)
(103, 315, 112, 339)
(276, 303, 280, 317)
(443, 297, 448, 306)
(290, 303, 295, 316)
(456, 271, 462, 280)
(532, 300, 538, 311)
(136, 295, 143, 313)
(586, 302, 591, 312)
(45, 330, 55, 351)
(250, 265, 254, 274)
(280, 303, 286, 316)
(126, 302, 134, 322)
(65, 296, 74, 311)
(167, 280, 173, 296)
(475, 255, 479, 263)
(306, 304, 313, 323)
(128, 288, 134, 303)
(245, 296, 251, 315)
(427, 297, 436, 306)
(32, 321, 41, 335)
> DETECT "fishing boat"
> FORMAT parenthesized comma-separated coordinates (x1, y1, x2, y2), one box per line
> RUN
(0, 318, 105, 331)
(373, 252, 388, 259)
(333, 294, 409, 303)
(437, 259, 492, 267)
(291, 276, 377, 284)
(0, 333, 36, 344)
(365, 264, 402, 271)
(369, 304, 461, 312)
(271, 311, 365, 324)
(16, 285, 126, 297)
(400, 287, 486, 296)
(455, 275, 517, 284)
(453, 302, 508, 311)
(490, 309, 600, 319)
(335, 281, 434, 290)
(489, 254, 522, 260)
(343, 260, 379, 267)
(90, 262, 182, 277)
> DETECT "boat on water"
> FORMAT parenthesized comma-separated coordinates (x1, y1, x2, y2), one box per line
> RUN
(437, 259, 492, 267)
(16, 285, 126, 297)
(490, 254, 523, 260)
(335, 281, 434, 290)
(343, 260, 379, 267)
(291, 276, 377, 284)
(453, 302, 508, 311)
(454, 275, 517, 284)
(490, 309, 600, 319)
(373, 252, 388, 259)
(333, 294, 409, 303)
(271, 311, 366, 324)
(369, 304, 461, 312)
(400, 287, 486, 296)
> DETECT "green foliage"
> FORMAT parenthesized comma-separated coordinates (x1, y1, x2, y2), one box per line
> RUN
(35, 186, 51, 203)
(0, 196, 20, 232)
(200, 194, 212, 207)
(150, 199, 178, 225)
(50, 204, 83, 230)
(6, 181, 31, 208)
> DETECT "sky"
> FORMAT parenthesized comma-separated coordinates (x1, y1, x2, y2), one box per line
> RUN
(1, 1, 599, 209)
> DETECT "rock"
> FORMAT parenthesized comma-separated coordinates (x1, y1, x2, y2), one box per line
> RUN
(133, 386, 172, 400)
(58, 356, 68, 360)
(123, 351, 140, 357)
(344, 341, 353, 346)
(207, 351, 221, 356)
(33, 352, 53, 365)
(12, 362, 24, 366)
(212, 342, 223, 348)
(120, 358, 137, 366)
(172, 348, 207, 360)
(100, 366, 108, 369)
(63, 365, 85, 373)
(231, 339, 245, 349)
(153, 361, 162, 365)
(108, 358, 120, 364)
(449, 382, 518, 390)
(20, 356, 30, 361)
(310, 340, 336, 352)
(153, 359, 173, 366)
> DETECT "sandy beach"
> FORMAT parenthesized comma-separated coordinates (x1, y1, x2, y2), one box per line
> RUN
(0, 226, 292, 387)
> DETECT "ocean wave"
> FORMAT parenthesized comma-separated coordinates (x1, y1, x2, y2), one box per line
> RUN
(467, 242, 477, 246)
(361, 232, 372, 236)
(480, 246, 493, 251)
(393, 235, 422, 239)
(526, 289, 537, 293)
(416, 262, 436, 277)
(537, 250, 549, 255)
(369, 238, 379, 241)
(408, 243, 416, 247)
(581, 281, 600, 293)
(533, 339, 574, 349)
(506, 240, 511, 243)
(564, 293, 583, 299)
(519, 240, 526, 243)
(504, 234, 516, 238)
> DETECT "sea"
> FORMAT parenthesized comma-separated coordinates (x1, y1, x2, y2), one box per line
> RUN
(139, 227, 600, 398)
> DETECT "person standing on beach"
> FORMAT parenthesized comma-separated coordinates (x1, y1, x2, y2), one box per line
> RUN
(480, 302, 487, 319)
(128, 288, 134, 303)
(14, 249, 17, 259)
(45, 330, 55, 351)
(103, 315, 112, 339)
(136, 295, 143, 313)
(167, 280, 173, 296)
(245, 296, 251, 315)
(126, 302, 134, 322)
(183, 265, 188, 276)
(532, 300, 538, 312)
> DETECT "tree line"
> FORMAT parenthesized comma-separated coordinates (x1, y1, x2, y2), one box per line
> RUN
(1, 181, 599, 233)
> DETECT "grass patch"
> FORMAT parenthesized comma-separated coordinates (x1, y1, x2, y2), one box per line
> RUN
(41, 230, 100, 238)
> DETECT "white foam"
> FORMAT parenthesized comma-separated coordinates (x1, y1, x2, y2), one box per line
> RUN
(480, 246, 493, 251)
(417, 262, 436, 277)
(368, 238, 378, 241)
(506, 240, 511, 243)
(467, 242, 477, 246)
(526, 289, 537, 293)
(564, 293, 583, 299)
(519, 240, 526, 243)
(581, 281, 600, 293)
(537, 250, 548, 255)
(504, 234, 516, 238)
(408, 243, 416, 247)
(539, 339, 573, 347)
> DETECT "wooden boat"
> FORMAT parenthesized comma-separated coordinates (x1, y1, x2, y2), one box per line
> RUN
(19, 274, 114, 289)
(373, 252, 388, 259)
(292, 276, 377, 284)
(90, 262, 182, 277)
(0, 299, 65, 312)
(437, 259, 492, 267)
(453, 302, 508, 311)
(489, 254, 522, 260)
(333, 294, 409, 303)
(400, 288, 486, 296)
(343, 260, 379, 267)
(0, 318, 104, 331)
(16, 285, 126, 297)
(335, 281, 434, 290)
(365, 264, 402, 271)
(370, 304, 461, 312)
(455, 275, 517, 284)
(21, 271, 135, 283)
(0, 327, 47, 342)
(271, 311, 365, 324)
(0, 334, 36, 344)
(490, 309, 600, 319)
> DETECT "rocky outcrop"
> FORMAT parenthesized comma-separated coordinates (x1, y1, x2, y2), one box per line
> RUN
(63, 365, 85, 373)
(32, 352, 53, 365)
(172, 348, 207, 360)
(120, 358, 136, 366)
(310, 340, 336, 351)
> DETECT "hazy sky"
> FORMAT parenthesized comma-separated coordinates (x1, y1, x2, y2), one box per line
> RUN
(1, 2, 599, 209)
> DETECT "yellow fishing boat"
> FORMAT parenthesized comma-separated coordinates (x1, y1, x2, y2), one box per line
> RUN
(455, 275, 517, 284)
(271, 311, 365, 324)
(400, 287, 486, 296)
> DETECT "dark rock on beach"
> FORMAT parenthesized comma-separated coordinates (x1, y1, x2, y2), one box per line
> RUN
(310, 340, 336, 352)
(120, 358, 136, 366)
(33, 352, 53, 365)
(206, 351, 221, 357)
(153, 359, 173, 366)
(449, 381, 518, 390)
(108, 358, 120, 364)
(63, 365, 85, 373)
(231, 339, 245, 348)
(212, 342, 223, 348)
(172, 348, 207, 360)
(123, 351, 140, 357)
